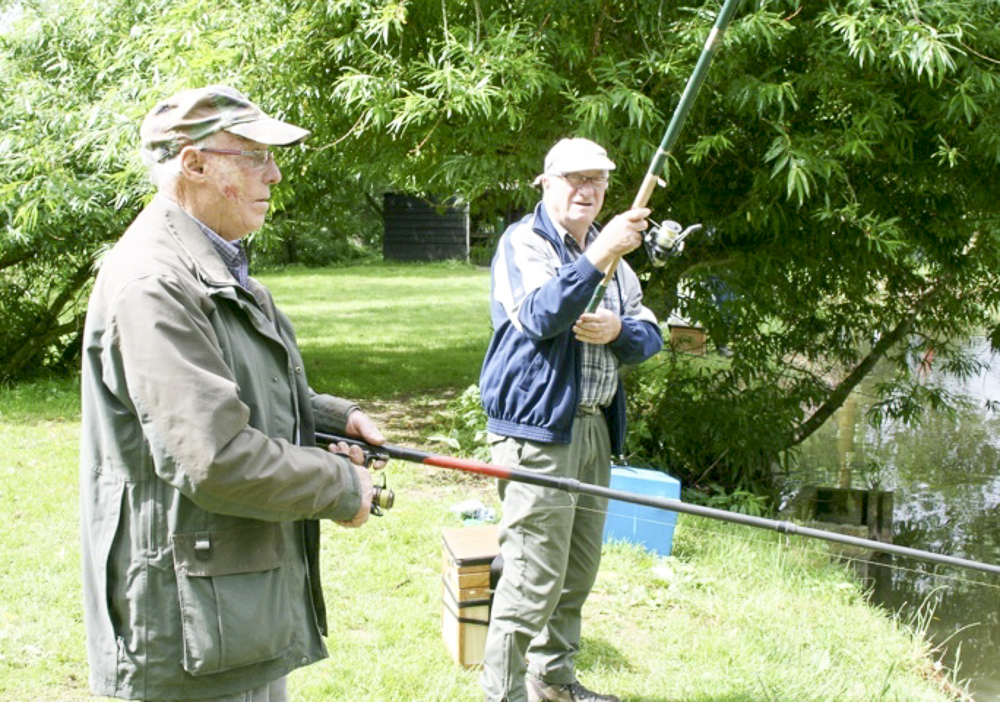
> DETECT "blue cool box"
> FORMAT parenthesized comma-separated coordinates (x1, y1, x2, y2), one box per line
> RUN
(602, 465, 681, 556)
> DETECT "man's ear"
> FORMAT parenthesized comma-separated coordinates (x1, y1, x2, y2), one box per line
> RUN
(179, 145, 205, 178)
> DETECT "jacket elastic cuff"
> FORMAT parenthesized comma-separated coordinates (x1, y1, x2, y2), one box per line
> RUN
(573, 254, 604, 283)
(312, 395, 360, 434)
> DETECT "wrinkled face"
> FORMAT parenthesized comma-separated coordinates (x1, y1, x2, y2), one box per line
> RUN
(193, 132, 281, 241)
(541, 169, 607, 236)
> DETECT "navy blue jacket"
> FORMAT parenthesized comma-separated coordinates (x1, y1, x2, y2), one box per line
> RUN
(479, 203, 663, 457)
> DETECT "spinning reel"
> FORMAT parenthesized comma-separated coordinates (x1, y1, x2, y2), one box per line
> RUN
(371, 473, 394, 516)
(643, 220, 702, 267)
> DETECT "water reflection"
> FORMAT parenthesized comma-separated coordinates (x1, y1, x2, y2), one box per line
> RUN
(792, 339, 1000, 699)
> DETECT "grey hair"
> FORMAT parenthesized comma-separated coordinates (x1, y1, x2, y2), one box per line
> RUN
(140, 132, 228, 191)
(141, 147, 184, 191)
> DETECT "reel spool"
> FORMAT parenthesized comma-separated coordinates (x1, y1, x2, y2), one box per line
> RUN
(371, 473, 394, 516)
(644, 220, 702, 266)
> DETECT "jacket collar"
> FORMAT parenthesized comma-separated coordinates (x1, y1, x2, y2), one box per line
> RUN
(153, 194, 242, 290)
(531, 201, 562, 251)
(530, 201, 599, 261)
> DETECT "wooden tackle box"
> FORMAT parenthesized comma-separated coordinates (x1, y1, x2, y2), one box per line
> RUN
(441, 524, 500, 668)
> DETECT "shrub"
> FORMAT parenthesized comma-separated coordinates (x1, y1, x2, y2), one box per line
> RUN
(427, 384, 490, 462)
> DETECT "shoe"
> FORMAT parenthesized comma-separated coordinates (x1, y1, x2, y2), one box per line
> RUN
(526, 674, 620, 702)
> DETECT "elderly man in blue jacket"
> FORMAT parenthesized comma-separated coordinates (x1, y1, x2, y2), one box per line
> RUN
(479, 138, 663, 702)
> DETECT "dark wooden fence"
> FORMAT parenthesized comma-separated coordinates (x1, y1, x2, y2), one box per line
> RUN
(383, 194, 469, 262)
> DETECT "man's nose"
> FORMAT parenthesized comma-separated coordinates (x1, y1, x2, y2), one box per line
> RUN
(264, 159, 282, 185)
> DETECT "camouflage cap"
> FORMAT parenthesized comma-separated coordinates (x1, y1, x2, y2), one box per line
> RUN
(140, 85, 310, 162)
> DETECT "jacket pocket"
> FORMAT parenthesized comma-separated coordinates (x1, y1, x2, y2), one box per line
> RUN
(516, 352, 547, 392)
(172, 522, 296, 676)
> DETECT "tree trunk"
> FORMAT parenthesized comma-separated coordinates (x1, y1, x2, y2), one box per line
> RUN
(784, 269, 954, 450)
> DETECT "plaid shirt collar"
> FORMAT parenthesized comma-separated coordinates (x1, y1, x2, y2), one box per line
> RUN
(192, 219, 251, 290)
(542, 205, 619, 407)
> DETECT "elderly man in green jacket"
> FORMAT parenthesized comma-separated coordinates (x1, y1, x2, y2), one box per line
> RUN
(80, 85, 384, 701)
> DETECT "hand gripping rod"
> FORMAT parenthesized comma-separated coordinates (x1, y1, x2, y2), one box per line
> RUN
(317, 433, 1000, 577)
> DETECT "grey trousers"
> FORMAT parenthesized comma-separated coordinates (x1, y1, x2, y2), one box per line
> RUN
(481, 411, 612, 702)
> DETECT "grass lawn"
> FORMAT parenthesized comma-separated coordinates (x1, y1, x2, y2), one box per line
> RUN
(258, 261, 494, 401)
(0, 262, 966, 701)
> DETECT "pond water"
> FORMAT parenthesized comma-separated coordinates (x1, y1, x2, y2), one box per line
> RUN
(792, 339, 1000, 699)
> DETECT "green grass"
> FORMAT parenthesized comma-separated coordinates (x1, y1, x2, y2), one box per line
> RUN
(257, 261, 493, 400)
(0, 263, 965, 701)
(1, 376, 87, 700)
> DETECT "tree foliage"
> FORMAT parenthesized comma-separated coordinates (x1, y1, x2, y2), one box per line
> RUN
(0, 0, 249, 378)
(625, 0, 1000, 497)
(4, 0, 1000, 499)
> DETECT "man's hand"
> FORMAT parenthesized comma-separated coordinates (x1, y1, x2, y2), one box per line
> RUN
(573, 308, 622, 345)
(344, 410, 387, 470)
(329, 441, 374, 528)
(331, 409, 386, 527)
(585, 207, 650, 272)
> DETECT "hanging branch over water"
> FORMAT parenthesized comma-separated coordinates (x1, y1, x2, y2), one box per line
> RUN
(787, 275, 952, 448)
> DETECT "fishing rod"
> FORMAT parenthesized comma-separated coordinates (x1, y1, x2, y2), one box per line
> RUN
(318, 432, 1000, 577)
(586, 0, 744, 313)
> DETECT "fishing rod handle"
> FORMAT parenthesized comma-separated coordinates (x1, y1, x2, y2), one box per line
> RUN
(317, 432, 427, 463)
(586, 173, 659, 312)
(633, 173, 660, 210)
(316, 432, 398, 515)
(584, 281, 609, 314)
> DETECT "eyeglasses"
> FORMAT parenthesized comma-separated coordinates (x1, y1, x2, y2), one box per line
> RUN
(555, 173, 609, 190)
(197, 147, 275, 169)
